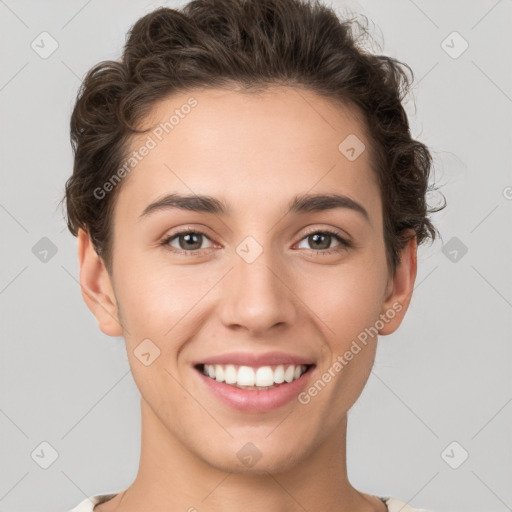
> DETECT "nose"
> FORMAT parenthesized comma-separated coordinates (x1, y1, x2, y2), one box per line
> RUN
(218, 245, 298, 337)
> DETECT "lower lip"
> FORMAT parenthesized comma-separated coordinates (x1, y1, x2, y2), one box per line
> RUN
(196, 367, 314, 413)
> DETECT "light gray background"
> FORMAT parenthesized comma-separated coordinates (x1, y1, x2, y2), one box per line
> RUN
(1, 1, 511, 511)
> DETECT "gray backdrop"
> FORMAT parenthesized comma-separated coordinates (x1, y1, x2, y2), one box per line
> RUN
(0, 1, 511, 511)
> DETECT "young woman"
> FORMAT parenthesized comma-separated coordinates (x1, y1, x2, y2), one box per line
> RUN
(63, 0, 444, 510)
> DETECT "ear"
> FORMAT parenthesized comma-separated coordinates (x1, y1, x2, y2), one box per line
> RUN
(77, 228, 124, 337)
(378, 231, 417, 335)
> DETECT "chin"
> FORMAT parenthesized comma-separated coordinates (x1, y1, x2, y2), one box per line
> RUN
(196, 436, 308, 476)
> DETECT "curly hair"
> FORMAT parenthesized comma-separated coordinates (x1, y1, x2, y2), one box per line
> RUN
(61, 0, 445, 275)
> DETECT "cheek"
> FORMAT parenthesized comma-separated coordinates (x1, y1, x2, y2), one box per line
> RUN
(114, 265, 214, 396)
(297, 268, 385, 416)
(117, 273, 192, 413)
(116, 232, 388, 347)
(303, 261, 387, 344)
(118, 248, 387, 345)
(115, 261, 192, 334)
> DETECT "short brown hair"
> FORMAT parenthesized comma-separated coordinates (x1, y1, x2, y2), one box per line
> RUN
(61, 0, 445, 275)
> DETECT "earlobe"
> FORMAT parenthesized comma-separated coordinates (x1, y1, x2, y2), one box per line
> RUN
(77, 228, 124, 337)
(378, 232, 418, 336)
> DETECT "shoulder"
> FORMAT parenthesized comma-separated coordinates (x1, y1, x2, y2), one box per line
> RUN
(68, 493, 118, 512)
(383, 497, 437, 512)
(71, 494, 437, 512)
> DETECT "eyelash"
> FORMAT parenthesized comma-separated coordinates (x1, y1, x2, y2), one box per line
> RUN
(160, 228, 352, 256)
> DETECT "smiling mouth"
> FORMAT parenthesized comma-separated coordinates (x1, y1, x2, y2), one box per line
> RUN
(194, 363, 315, 391)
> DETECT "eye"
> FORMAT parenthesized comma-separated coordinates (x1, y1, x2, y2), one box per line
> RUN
(160, 228, 352, 255)
(161, 230, 213, 254)
(296, 229, 352, 254)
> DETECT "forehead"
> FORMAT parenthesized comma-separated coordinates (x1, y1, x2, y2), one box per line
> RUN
(116, 86, 380, 222)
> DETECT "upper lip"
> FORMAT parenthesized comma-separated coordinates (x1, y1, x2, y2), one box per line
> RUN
(195, 351, 315, 367)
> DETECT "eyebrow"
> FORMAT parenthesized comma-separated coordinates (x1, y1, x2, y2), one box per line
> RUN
(138, 192, 370, 222)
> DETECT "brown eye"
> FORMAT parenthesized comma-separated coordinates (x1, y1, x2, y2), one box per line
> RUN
(161, 230, 212, 253)
(308, 233, 331, 250)
(296, 230, 351, 253)
(177, 232, 203, 250)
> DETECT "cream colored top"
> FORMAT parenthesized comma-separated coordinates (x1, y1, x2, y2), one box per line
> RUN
(69, 493, 435, 511)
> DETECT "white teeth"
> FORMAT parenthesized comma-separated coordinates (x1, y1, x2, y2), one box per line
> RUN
(215, 364, 224, 382)
(274, 365, 285, 384)
(237, 366, 255, 386)
(200, 363, 309, 389)
(224, 364, 237, 384)
(255, 366, 274, 387)
(284, 365, 295, 383)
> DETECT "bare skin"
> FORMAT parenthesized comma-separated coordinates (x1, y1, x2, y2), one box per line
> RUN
(78, 86, 416, 512)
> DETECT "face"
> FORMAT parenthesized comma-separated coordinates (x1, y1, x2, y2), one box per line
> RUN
(79, 86, 416, 474)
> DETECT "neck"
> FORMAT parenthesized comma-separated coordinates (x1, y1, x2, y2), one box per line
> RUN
(104, 398, 380, 512)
